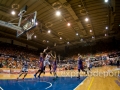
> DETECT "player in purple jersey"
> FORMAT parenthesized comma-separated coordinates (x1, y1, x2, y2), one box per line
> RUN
(34, 53, 44, 78)
(51, 52, 58, 79)
(77, 53, 87, 79)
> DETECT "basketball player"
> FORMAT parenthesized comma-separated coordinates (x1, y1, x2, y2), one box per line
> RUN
(116, 55, 120, 68)
(77, 53, 87, 79)
(34, 53, 44, 78)
(17, 56, 28, 80)
(8, 61, 12, 74)
(51, 52, 58, 79)
(86, 57, 91, 71)
(43, 47, 52, 74)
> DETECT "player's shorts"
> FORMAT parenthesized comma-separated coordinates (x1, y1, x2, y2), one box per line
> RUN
(78, 66, 83, 72)
(22, 67, 28, 72)
(44, 60, 50, 66)
(117, 63, 120, 67)
(38, 69, 44, 73)
(87, 63, 90, 68)
(39, 62, 44, 69)
(53, 66, 57, 72)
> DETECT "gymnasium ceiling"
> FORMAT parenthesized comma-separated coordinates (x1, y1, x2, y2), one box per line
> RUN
(0, 0, 120, 49)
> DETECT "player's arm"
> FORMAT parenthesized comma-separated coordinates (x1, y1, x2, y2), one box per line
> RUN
(43, 47, 49, 54)
(51, 53, 55, 59)
(54, 52, 56, 58)
(51, 51, 56, 59)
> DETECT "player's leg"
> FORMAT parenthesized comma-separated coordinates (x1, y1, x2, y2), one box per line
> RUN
(47, 61, 52, 74)
(49, 65, 52, 74)
(23, 72, 28, 79)
(117, 60, 119, 68)
(43, 61, 47, 74)
(38, 70, 43, 78)
(53, 67, 58, 79)
(88, 67, 90, 70)
(85, 66, 90, 75)
(53, 72, 57, 80)
(77, 69, 80, 79)
(81, 66, 87, 74)
(82, 68, 87, 74)
(23, 68, 28, 79)
(53, 71, 56, 77)
(34, 69, 40, 78)
(17, 71, 24, 79)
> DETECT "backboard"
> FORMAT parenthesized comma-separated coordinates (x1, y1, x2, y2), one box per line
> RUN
(17, 11, 37, 37)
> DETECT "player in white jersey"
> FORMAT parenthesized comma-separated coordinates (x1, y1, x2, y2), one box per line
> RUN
(86, 57, 91, 71)
(43, 47, 52, 74)
(17, 57, 28, 80)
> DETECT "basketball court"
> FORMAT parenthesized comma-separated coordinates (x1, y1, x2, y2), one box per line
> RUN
(0, 77, 86, 90)
(0, 66, 120, 90)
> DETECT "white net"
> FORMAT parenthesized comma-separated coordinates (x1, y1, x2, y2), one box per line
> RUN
(26, 30, 34, 40)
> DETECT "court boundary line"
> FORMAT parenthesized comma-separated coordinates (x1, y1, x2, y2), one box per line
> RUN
(41, 81, 52, 89)
(17, 79, 52, 89)
(0, 87, 4, 90)
(73, 76, 88, 90)
(87, 77, 94, 90)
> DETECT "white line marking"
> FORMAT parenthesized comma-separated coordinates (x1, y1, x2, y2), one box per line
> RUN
(18, 83, 24, 89)
(17, 79, 52, 89)
(114, 68, 120, 70)
(107, 68, 120, 72)
(41, 81, 52, 89)
(73, 77, 88, 90)
(0, 87, 4, 90)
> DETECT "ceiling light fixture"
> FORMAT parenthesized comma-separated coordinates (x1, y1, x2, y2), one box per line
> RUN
(85, 18, 89, 22)
(78, 5, 81, 7)
(54, 43, 56, 46)
(81, 39, 83, 41)
(105, 34, 107, 36)
(56, 10, 61, 16)
(34, 35, 36, 38)
(90, 30, 92, 32)
(36, 22, 38, 25)
(105, 0, 108, 3)
(60, 37, 62, 39)
(76, 33, 78, 36)
(11, 10, 16, 15)
(67, 23, 71, 26)
(67, 42, 69, 44)
(106, 26, 108, 29)
(48, 30, 51, 33)
(92, 36, 94, 39)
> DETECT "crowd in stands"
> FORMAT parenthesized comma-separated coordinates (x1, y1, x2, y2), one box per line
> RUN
(59, 51, 120, 70)
(0, 42, 39, 69)
(0, 41, 120, 70)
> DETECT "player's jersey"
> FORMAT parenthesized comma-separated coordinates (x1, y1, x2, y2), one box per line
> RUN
(53, 60, 57, 72)
(53, 60, 57, 67)
(78, 57, 83, 69)
(45, 54, 51, 61)
(40, 57, 43, 62)
(39, 56, 44, 69)
(86, 59, 90, 67)
(23, 61, 28, 68)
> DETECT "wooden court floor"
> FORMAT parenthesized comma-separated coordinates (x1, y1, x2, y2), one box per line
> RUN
(0, 66, 120, 90)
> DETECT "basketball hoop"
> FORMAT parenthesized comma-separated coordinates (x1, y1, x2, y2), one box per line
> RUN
(26, 30, 34, 40)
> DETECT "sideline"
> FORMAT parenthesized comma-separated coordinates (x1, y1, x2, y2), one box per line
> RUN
(87, 77, 94, 90)
(73, 77, 88, 90)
